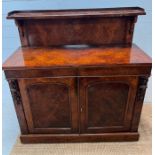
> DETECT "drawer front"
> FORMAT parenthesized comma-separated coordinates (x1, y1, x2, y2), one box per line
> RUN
(18, 77, 79, 134)
(4, 68, 77, 79)
(79, 76, 138, 133)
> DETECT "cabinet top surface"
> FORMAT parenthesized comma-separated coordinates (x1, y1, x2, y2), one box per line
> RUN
(3, 44, 151, 70)
(7, 7, 145, 19)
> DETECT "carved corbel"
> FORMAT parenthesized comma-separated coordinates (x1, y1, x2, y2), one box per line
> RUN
(137, 76, 148, 102)
(8, 79, 22, 105)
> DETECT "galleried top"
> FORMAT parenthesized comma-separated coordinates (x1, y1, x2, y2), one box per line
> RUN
(7, 7, 145, 19)
(7, 7, 146, 47)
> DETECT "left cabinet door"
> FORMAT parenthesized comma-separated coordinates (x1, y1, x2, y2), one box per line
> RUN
(18, 77, 79, 134)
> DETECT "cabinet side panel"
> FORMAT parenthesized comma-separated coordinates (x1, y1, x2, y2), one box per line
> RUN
(15, 20, 29, 46)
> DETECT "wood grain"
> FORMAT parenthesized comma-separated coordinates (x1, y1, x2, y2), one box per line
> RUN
(7, 7, 145, 19)
(18, 77, 79, 134)
(20, 132, 139, 143)
(6, 7, 145, 46)
(2, 44, 151, 70)
(3, 7, 152, 143)
(79, 76, 138, 133)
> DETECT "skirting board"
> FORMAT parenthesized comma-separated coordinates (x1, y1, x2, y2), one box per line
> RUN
(20, 132, 139, 143)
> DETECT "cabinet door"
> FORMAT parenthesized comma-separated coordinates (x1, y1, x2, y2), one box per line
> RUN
(18, 77, 78, 134)
(79, 76, 138, 133)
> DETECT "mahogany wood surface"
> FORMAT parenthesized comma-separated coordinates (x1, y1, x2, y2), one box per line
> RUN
(20, 132, 139, 143)
(7, 7, 145, 46)
(7, 7, 145, 19)
(2, 44, 151, 70)
(3, 7, 152, 143)
(8, 80, 29, 134)
(18, 77, 79, 134)
(79, 76, 138, 133)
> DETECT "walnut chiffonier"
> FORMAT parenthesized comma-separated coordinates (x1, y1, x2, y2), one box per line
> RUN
(3, 7, 152, 143)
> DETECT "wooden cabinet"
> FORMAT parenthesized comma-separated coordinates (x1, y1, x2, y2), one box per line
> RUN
(3, 7, 152, 143)
(79, 76, 138, 133)
(11, 76, 140, 135)
(18, 78, 78, 134)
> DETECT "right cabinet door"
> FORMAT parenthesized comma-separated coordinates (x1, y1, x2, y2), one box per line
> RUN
(79, 76, 138, 133)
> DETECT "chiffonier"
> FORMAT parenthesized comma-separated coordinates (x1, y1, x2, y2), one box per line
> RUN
(3, 7, 152, 143)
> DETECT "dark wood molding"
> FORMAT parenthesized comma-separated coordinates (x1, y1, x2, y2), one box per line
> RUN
(131, 76, 149, 131)
(7, 7, 145, 19)
(20, 132, 139, 143)
(137, 77, 148, 102)
(8, 79, 29, 134)
(8, 80, 22, 105)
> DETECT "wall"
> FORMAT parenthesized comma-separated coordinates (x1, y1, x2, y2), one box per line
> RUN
(2, 0, 152, 155)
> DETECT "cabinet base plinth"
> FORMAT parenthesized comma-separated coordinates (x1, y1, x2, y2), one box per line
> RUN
(20, 132, 139, 143)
